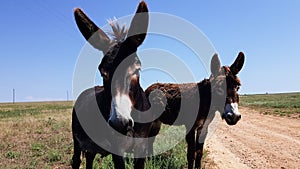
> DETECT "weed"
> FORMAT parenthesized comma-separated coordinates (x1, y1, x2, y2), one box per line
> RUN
(48, 149, 61, 162)
(5, 151, 20, 159)
(31, 142, 45, 152)
(28, 159, 39, 169)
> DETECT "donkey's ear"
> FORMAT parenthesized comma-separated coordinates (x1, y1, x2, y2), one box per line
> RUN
(126, 1, 149, 47)
(230, 52, 245, 75)
(211, 53, 221, 75)
(74, 8, 111, 52)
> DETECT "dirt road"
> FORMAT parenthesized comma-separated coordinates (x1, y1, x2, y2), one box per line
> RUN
(204, 107, 300, 169)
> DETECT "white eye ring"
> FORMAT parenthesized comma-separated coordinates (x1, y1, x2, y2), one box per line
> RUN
(133, 68, 141, 75)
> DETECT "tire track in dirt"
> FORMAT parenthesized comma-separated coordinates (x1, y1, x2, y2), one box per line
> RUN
(205, 107, 300, 169)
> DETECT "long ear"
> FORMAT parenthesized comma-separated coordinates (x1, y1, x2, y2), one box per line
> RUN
(126, 1, 149, 47)
(230, 52, 245, 75)
(74, 8, 111, 52)
(211, 53, 221, 75)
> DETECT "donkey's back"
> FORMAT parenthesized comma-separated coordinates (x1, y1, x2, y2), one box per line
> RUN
(145, 80, 211, 126)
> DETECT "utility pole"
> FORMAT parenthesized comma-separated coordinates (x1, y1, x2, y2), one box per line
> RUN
(13, 88, 15, 104)
(66, 90, 69, 101)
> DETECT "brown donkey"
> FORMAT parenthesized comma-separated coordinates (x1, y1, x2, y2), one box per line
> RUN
(72, 2, 153, 169)
(146, 52, 245, 169)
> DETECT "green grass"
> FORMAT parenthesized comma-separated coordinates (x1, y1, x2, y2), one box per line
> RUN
(76, 125, 189, 169)
(0, 101, 73, 169)
(4, 151, 21, 159)
(240, 92, 300, 117)
(0, 101, 215, 169)
(0, 101, 72, 119)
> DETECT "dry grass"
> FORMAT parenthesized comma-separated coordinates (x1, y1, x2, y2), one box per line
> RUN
(0, 101, 73, 169)
(0, 101, 215, 169)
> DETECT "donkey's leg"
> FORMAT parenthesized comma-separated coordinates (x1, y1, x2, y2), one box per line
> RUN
(195, 142, 204, 169)
(71, 138, 82, 169)
(147, 138, 154, 157)
(195, 134, 204, 169)
(134, 138, 149, 169)
(185, 130, 196, 169)
(85, 152, 96, 169)
(112, 154, 125, 169)
(145, 134, 157, 167)
(147, 120, 161, 157)
(195, 125, 208, 169)
(134, 158, 145, 169)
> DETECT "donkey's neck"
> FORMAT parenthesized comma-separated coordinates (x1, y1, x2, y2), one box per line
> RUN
(197, 78, 212, 118)
(131, 85, 150, 111)
(197, 79, 211, 95)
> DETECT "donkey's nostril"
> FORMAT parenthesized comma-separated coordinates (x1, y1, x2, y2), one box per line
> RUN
(108, 120, 113, 126)
(126, 119, 134, 137)
(226, 113, 234, 121)
(237, 114, 241, 120)
(128, 119, 133, 127)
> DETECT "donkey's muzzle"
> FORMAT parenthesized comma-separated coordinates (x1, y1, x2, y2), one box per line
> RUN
(224, 112, 241, 125)
(108, 118, 134, 136)
(223, 103, 241, 125)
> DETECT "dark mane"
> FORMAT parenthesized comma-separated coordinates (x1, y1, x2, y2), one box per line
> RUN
(98, 21, 131, 78)
(107, 19, 128, 43)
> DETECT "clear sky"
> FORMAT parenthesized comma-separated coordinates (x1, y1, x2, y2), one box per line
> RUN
(0, 0, 299, 102)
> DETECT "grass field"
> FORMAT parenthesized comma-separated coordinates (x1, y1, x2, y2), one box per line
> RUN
(2, 92, 298, 168)
(240, 92, 300, 118)
(0, 101, 73, 169)
(0, 101, 215, 169)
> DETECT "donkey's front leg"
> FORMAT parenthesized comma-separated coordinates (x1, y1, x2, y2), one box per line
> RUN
(147, 120, 161, 157)
(195, 125, 208, 169)
(112, 154, 125, 169)
(85, 152, 96, 169)
(195, 142, 204, 169)
(133, 139, 149, 169)
(185, 130, 196, 169)
(134, 158, 145, 169)
(195, 140, 204, 169)
(71, 138, 81, 169)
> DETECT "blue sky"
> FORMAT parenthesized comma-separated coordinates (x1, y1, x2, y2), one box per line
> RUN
(0, 0, 299, 102)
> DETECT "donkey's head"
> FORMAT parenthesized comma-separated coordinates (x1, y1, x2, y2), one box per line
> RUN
(74, 1, 149, 135)
(210, 52, 245, 125)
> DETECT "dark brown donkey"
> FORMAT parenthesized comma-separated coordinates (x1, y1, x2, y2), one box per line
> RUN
(72, 2, 153, 169)
(146, 52, 245, 169)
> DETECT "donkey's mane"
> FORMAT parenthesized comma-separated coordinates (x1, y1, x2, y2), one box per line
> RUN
(107, 19, 128, 43)
(98, 20, 129, 74)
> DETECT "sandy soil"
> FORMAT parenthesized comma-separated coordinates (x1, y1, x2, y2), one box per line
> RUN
(205, 107, 300, 169)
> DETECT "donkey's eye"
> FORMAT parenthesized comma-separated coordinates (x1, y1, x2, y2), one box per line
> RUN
(133, 68, 141, 75)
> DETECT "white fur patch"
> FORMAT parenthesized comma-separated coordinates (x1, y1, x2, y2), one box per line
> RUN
(225, 102, 240, 116)
(109, 93, 134, 126)
(128, 63, 141, 75)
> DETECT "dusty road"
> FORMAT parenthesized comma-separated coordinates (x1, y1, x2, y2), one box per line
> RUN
(204, 107, 300, 169)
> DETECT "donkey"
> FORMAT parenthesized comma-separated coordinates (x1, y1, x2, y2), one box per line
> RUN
(146, 52, 245, 169)
(72, 2, 153, 169)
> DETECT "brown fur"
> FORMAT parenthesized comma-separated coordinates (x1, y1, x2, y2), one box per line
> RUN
(146, 80, 211, 126)
(146, 53, 245, 169)
(72, 2, 152, 169)
(146, 80, 212, 169)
